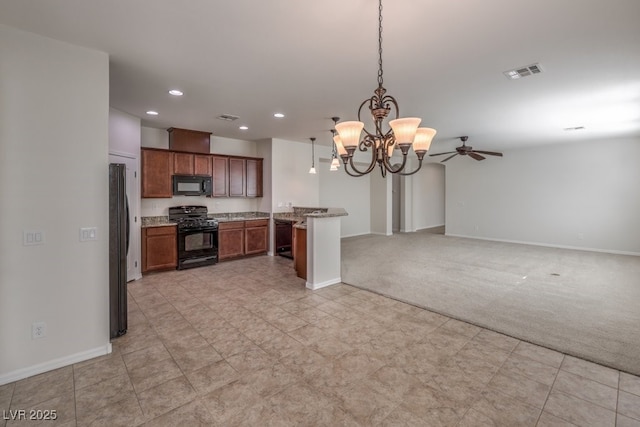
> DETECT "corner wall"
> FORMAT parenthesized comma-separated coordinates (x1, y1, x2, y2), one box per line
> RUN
(0, 25, 111, 383)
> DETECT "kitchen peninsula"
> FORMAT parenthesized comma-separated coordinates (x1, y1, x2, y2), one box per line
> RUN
(274, 207, 348, 290)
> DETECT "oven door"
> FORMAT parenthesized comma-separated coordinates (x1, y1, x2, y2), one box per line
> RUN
(177, 226, 218, 269)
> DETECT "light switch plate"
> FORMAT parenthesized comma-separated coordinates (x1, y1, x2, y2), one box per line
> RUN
(23, 230, 45, 246)
(80, 227, 98, 242)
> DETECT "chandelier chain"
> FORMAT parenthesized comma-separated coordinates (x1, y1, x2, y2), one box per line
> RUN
(377, 0, 384, 86)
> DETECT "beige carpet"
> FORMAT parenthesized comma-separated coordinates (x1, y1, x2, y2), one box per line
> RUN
(341, 230, 640, 375)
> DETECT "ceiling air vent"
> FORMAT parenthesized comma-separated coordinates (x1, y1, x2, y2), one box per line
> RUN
(503, 63, 543, 80)
(216, 114, 240, 121)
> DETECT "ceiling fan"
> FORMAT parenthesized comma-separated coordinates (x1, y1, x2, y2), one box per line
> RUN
(429, 136, 503, 162)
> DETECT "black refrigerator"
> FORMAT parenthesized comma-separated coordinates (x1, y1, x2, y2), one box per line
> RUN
(109, 163, 129, 338)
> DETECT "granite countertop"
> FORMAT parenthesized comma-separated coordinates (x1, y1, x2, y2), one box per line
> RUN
(303, 207, 348, 218)
(208, 212, 269, 222)
(142, 212, 270, 228)
(142, 209, 345, 228)
(141, 216, 174, 228)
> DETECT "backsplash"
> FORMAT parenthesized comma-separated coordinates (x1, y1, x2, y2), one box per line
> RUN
(140, 196, 261, 217)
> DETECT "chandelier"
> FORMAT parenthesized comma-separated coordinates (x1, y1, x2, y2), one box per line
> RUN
(333, 0, 436, 177)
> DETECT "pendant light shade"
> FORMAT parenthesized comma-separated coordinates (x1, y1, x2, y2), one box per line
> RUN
(308, 137, 316, 174)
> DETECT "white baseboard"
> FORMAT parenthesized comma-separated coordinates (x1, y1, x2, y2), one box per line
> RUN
(0, 343, 112, 386)
(340, 231, 373, 239)
(306, 277, 341, 290)
(445, 233, 640, 257)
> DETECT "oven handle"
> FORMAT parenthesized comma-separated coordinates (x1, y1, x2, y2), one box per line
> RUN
(178, 226, 219, 234)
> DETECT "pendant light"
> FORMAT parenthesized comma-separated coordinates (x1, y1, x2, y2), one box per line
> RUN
(308, 137, 317, 174)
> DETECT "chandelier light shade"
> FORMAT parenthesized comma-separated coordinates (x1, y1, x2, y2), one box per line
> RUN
(334, 0, 437, 177)
(413, 127, 437, 152)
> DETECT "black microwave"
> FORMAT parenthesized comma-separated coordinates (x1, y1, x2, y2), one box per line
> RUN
(172, 175, 212, 196)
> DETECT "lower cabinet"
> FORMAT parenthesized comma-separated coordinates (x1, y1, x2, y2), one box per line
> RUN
(218, 221, 245, 260)
(293, 226, 307, 280)
(245, 219, 269, 255)
(142, 225, 177, 273)
(218, 219, 268, 261)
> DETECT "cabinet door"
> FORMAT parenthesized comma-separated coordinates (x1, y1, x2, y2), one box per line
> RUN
(219, 228, 245, 260)
(246, 158, 263, 197)
(194, 154, 212, 176)
(212, 156, 229, 197)
(245, 225, 268, 255)
(294, 227, 307, 280)
(141, 149, 173, 198)
(142, 226, 177, 272)
(228, 158, 246, 197)
(168, 128, 211, 153)
(173, 152, 194, 175)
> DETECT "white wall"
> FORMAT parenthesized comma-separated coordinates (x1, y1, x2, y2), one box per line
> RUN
(0, 25, 111, 383)
(318, 157, 371, 238)
(139, 127, 260, 217)
(271, 138, 320, 212)
(445, 137, 640, 254)
(412, 162, 446, 230)
(109, 108, 141, 158)
(370, 171, 393, 235)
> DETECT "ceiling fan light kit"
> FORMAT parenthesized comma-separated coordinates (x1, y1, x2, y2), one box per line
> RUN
(333, 0, 437, 177)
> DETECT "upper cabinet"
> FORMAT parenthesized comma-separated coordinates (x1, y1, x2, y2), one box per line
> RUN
(141, 148, 172, 198)
(212, 156, 229, 197)
(246, 158, 263, 198)
(141, 148, 262, 199)
(173, 152, 212, 176)
(167, 128, 211, 154)
(229, 157, 246, 197)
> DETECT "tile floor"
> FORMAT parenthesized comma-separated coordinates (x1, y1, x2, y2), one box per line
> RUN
(2, 255, 639, 426)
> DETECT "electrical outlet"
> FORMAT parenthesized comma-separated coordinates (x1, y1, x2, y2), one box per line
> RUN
(32, 322, 46, 339)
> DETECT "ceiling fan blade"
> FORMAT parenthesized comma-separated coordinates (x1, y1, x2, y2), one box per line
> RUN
(473, 150, 503, 157)
(468, 152, 486, 161)
(441, 153, 459, 163)
(429, 151, 457, 157)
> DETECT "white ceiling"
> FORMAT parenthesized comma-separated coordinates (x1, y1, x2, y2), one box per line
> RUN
(1, 0, 639, 152)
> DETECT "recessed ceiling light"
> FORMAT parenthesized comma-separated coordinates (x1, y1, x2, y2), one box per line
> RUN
(273, 113, 285, 118)
(239, 126, 249, 130)
(168, 89, 183, 96)
(146, 110, 159, 116)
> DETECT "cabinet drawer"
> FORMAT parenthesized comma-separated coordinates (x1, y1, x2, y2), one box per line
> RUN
(144, 225, 176, 236)
(218, 221, 245, 230)
(245, 219, 268, 228)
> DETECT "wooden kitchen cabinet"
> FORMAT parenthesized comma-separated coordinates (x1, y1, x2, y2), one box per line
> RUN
(246, 158, 263, 198)
(245, 219, 269, 255)
(212, 156, 229, 197)
(293, 226, 307, 280)
(218, 221, 245, 260)
(228, 158, 246, 197)
(140, 146, 262, 199)
(141, 148, 173, 198)
(168, 127, 211, 153)
(218, 219, 268, 261)
(173, 152, 212, 175)
(142, 225, 177, 273)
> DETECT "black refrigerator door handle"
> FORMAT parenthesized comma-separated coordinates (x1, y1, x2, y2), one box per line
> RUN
(125, 194, 130, 256)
